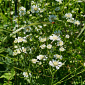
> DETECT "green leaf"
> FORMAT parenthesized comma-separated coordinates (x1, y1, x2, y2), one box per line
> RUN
(0, 69, 15, 80)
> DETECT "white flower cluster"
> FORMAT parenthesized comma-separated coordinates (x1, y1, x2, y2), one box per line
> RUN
(65, 13, 80, 26)
(31, 55, 47, 64)
(14, 37, 27, 43)
(40, 44, 52, 49)
(49, 34, 65, 51)
(13, 47, 27, 56)
(31, 33, 65, 70)
(19, 6, 26, 16)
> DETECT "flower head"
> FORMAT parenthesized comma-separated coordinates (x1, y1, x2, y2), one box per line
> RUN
(49, 60, 63, 69)
(59, 47, 65, 51)
(40, 44, 46, 49)
(74, 20, 80, 26)
(31, 5, 40, 13)
(23, 72, 28, 77)
(37, 55, 47, 60)
(31, 59, 38, 64)
(54, 54, 62, 59)
(47, 44, 52, 49)
(57, 40, 64, 46)
(49, 34, 61, 41)
(65, 13, 72, 19)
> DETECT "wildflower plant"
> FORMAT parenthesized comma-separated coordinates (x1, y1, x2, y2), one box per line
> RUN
(0, 0, 85, 85)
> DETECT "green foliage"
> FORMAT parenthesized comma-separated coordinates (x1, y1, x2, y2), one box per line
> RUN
(0, 0, 85, 85)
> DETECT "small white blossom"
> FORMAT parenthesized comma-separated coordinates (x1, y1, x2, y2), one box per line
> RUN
(22, 47, 27, 53)
(23, 72, 28, 77)
(74, 20, 80, 26)
(31, 59, 38, 64)
(55, 0, 63, 4)
(59, 47, 65, 51)
(31, 5, 40, 13)
(65, 13, 72, 19)
(37, 55, 47, 60)
(54, 54, 62, 59)
(40, 44, 46, 49)
(57, 40, 64, 46)
(65, 34, 70, 38)
(16, 48, 21, 54)
(39, 37, 46, 42)
(49, 34, 61, 41)
(47, 44, 52, 49)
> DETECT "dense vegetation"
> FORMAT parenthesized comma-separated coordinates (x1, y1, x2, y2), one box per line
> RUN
(0, 0, 85, 85)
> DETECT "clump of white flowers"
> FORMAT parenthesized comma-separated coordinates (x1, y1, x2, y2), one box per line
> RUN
(64, 13, 80, 26)
(19, 6, 26, 16)
(14, 37, 27, 43)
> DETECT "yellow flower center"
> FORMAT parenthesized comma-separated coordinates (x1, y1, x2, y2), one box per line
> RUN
(40, 55, 44, 59)
(53, 61, 58, 66)
(53, 36, 58, 40)
(34, 7, 38, 11)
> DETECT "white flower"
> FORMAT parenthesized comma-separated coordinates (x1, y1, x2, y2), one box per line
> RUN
(47, 44, 52, 49)
(16, 48, 21, 54)
(55, 0, 63, 3)
(37, 55, 47, 60)
(57, 40, 64, 46)
(14, 45, 18, 48)
(67, 18, 74, 23)
(49, 34, 61, 41)
(38, 25, 42, 28)
(59, 47, 65, 51)
(31, 59, 38, 64)
(19, 6, 26, 16)
(17, 37, 27, 43)
(65, 13, 72, 19)
(84, 63, 85, 66)
(49, 60, 63, 69)
(17, 37, 24, 43)
(40, 44, 46, 49)
(65, 34, 70, 38)
(74, 20, 80, 26)
(31, 5, 40, 13)
(39, 37, 46, 42)
(13, 50, 17, 56)
(14, 38, 18, 43)
(22, 47, 27, 53)
(54, 54, 62, 59)
(23, 72, 28, 77)
(83, 40, 85, 42)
